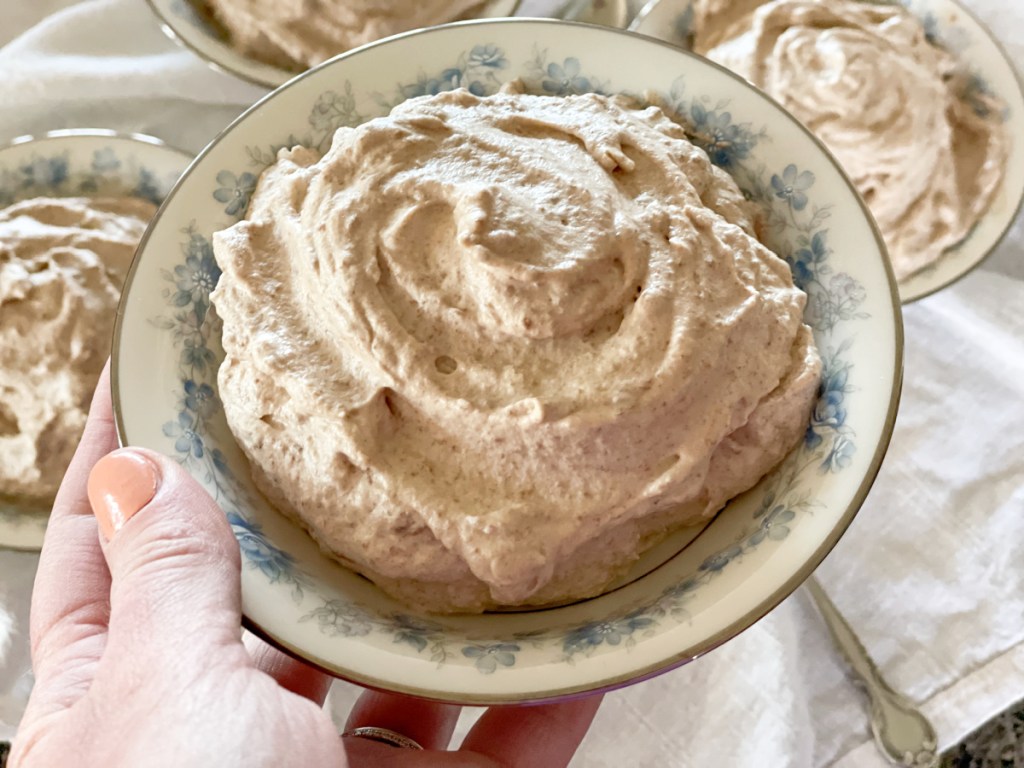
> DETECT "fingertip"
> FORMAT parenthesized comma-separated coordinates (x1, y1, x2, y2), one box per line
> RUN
(97, 445, 242, 656)
(87, 449, 161, 540)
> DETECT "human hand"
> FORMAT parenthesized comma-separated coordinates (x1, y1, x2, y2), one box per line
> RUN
(10, 365, 602, 767)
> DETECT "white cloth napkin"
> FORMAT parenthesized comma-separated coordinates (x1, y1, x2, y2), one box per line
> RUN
(2, 3, 1023, 765)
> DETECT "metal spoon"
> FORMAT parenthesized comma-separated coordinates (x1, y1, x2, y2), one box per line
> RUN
(559, 0, 632, 28)
(806, 578, 940, 768)
(628, 0, 695, 48)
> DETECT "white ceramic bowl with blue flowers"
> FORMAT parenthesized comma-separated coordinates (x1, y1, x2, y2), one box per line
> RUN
(147, 0, 522, 89)
(113, 20, 902, 703)
(632, 0, 1024, 304)
(0, 130, 192, 552)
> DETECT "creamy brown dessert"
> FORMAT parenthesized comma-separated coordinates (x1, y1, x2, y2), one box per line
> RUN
(694, 0, 1009, 281)
(206, 0, 489, 71)
(211, 87, 822, 613)
(0, 196, 155, 504)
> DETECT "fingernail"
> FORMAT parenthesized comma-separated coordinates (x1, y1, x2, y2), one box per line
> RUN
(87, 449, 161, 540)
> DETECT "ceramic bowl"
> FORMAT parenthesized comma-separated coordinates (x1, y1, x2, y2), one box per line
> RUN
(631, 0, 1024, 303)
(113, 19, 902, 703)
(0, 130, 192, 552)
(147, 0, 522, 89)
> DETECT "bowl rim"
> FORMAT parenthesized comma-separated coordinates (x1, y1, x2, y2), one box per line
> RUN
(145, 0, 525, 89)
(897, 0, 1024, 303)
(629, 0, 1024, 306)
(112, 17, 904, 704)
(0, 128, 193, 554)
(2, 128, 193, 158)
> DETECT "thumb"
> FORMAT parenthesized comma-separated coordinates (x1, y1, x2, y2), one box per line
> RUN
(87, 448, 243, 659)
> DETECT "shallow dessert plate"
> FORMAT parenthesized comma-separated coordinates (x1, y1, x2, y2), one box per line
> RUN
(631, 0, 1024, 304)
(147, 0, 522, 89)
(114, 19, 902, 703)
(0, 130, 192, 552)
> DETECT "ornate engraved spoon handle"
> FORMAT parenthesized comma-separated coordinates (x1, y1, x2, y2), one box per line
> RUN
(806, 577, 939, 768)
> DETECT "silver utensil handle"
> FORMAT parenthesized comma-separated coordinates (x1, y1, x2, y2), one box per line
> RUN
(806, 578, 939, 768)
(559, 0, 632, 28)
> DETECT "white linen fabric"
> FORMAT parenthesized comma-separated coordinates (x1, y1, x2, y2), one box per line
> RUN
(1, 2, 1022, 765)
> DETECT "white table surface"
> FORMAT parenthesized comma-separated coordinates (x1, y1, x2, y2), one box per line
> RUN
(1, 2, 1023, 766)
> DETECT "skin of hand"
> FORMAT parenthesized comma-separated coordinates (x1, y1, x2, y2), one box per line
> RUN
(10, 364, 602, 768)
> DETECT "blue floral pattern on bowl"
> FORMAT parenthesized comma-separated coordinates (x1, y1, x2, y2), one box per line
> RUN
(632, 0, 1022, 305)
(0, 145, 178, 209)
(149, 44, 876, 674)
(112, 19, 904, 702)
(637, 0, 1014, 130)
(152, 0, 522, 90)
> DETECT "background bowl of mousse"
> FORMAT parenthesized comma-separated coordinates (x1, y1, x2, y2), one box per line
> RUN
(632, 0, 1024, 304)
(0, 130, 191, 552)
(147, 0, 523, 89)
(113, 19, 902, 703)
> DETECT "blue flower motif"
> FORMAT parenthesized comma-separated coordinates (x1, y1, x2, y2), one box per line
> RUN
(213, 170, 257, 217)
(91, 147, 120, 172)
(754, 491, 776, 519)
(23, 156, 69, 188)
(830, 273, 867, 305)
(180, 336, 216, 372)
(400, 68, 464, 99)
(390, 614, 441, 653)
(211, 447, 232, 478)
(542, 58, 592, 96)
(468, 44, 508, 70)
(688, 103, 755, 168)
(563, 613, 655, 655)
(822, 434, 856, 473)
(804, 423, 823, 450)
(462, 643, 519, 673)
(699, 544, 743, 573)
(747, 505, 796, 545)
(662, 576, 702, 600)
(309, 87, 360, 135)
(788, 230, 830, 288)
(183, 379, 218, 420)
(806, 359, 849, 448)
(300, 600, 372, 636)
(228, 512, 298, 582)
(771, 164, 815, 211)
(163, 411, 204, 458)
(816, 365, 849, 425)
(173, 234, 221, 309)
(134, 168, 162, 206)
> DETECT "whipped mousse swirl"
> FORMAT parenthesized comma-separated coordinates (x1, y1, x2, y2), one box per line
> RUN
(698, 0, 1009, 280)
(0, 197, 155, 503)
(206, 0, 488, 70)
(212, 88, 821, 612)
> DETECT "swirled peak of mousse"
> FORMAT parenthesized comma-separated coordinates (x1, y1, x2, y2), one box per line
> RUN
(205, 0, 489, 70)
(695, 0, 1009, 281)
(0, 196, 156, 504)
(211, 86, 822, 613)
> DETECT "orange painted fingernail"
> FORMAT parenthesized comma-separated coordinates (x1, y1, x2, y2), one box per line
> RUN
(87, 450, 161, 540)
